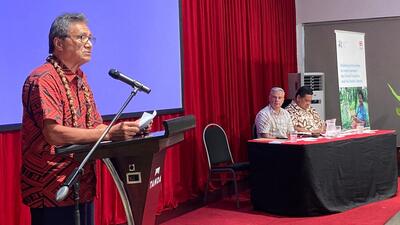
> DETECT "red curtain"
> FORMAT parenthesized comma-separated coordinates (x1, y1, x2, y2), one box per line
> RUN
(0, 0, 297, 224)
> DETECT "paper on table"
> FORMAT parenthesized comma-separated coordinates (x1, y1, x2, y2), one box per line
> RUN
(297, 131, 312, 136)
(299, 137, 318, 141)
(363, 130, 376, 134)
(269, 140, 285, 144)
(139, 110, 157, 129)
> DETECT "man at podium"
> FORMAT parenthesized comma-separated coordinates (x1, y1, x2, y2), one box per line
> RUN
(21, 13, 143, 225)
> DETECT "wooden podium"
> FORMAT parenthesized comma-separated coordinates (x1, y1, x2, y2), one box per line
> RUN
(56, 115, 196, 225)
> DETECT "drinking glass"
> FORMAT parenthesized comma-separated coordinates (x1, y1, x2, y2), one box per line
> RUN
(289, 131, 297, 142)
(356, 122, 364, 134)
(335, 125, 341, 137)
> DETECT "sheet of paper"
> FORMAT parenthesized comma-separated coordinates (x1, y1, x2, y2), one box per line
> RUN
(269, 140, 285, 144)
(299, 137, 318, 142)
(297, 131, 312, 136)
(363, 130, 376, 134)
(139, 110, 157, 129)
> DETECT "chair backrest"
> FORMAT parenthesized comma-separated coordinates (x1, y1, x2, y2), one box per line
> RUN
(203, 124, 234, 170)
(252, 123, 258, 139)
(282, 98, 292, 108)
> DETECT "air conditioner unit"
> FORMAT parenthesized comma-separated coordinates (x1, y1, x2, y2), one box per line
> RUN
(288, 72, 325, 120)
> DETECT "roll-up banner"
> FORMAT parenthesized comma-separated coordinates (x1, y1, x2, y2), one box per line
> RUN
(335, 30, 370, 129)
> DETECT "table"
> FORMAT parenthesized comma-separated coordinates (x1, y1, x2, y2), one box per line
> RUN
(248, 130, 398, 216)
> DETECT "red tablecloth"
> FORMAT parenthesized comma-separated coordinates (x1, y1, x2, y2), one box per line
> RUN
(248, 129, 395, 145)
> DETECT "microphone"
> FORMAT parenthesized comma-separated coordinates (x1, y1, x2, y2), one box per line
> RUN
(55, 167, 80, 202)
(108, 69, 151, 94)
(56, 186, 69, 202)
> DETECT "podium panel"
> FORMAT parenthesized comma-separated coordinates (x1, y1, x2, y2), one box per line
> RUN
(56, 115, 195, 225)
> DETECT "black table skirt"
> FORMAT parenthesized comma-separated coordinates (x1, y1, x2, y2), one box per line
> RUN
(248, 133, 398, 216)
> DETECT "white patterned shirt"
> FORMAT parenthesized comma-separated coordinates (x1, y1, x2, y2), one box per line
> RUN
(255, 105, 294, 138)
(285, 101, 324, 131)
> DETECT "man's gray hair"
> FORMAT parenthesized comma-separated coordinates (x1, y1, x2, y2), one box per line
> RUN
(48, 13, 88, 54)
(270, 87, 285, 95)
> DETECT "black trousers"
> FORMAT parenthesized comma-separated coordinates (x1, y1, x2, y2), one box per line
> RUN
(30, 202, 94, 225)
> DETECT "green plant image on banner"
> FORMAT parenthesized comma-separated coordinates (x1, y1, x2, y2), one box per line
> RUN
(339, 87, 370, 129)
(387, 83, 400, 117)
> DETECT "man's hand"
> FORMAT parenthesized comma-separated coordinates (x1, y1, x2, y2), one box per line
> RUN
(107, 121, 140, 141)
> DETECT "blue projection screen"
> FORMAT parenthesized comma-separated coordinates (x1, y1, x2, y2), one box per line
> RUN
(0, 0, 183, 130)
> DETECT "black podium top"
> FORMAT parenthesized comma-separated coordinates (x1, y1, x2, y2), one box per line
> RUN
(56, 115, 195, 159)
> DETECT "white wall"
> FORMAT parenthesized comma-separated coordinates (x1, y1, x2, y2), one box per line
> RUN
(295, 0, 400, 72)
(296, 0, 400, 24)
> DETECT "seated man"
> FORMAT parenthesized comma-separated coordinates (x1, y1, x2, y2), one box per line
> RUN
(255, 87, 294, 138)
(285, 86, 324, 134)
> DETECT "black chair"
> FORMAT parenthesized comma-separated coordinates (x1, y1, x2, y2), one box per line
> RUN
(252, 123, 258, 139)
(203, 123, 250, 208)
(282, 98, 292, 108)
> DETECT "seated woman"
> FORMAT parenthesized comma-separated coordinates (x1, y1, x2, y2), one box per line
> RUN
(351, 91, 369, 128)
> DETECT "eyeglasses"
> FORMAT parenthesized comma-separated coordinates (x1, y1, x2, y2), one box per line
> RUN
(67, 35, 96, 45)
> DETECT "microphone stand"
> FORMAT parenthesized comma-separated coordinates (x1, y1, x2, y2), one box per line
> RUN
(56, 87, 139, 225)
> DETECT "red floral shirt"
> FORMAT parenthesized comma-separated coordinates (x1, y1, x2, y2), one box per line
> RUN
(21, 60, 102, 208)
